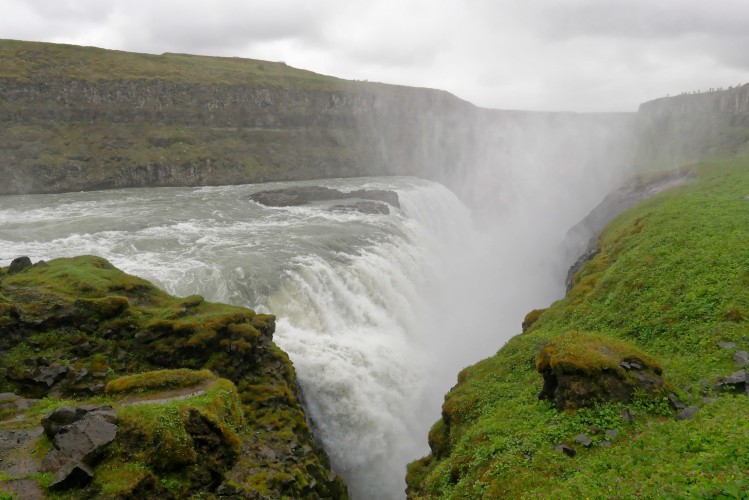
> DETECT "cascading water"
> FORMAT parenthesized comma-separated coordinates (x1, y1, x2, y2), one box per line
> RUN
(0, 177, 497, 498)
(0, 130, 633, 498)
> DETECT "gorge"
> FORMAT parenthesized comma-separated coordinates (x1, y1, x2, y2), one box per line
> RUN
(1, 39, 749, 498)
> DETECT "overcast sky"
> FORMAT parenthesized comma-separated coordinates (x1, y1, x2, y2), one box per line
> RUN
(2, 0, 749, 112)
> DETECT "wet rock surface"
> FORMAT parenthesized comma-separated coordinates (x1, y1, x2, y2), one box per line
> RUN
(41, 406, 118, 489)
(250, 185, 400, 209)
(330, 200, 392, 214)
(7, 256, 32, 275)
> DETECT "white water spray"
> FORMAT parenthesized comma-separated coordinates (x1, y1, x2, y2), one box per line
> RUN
(0, 127, 634, 498)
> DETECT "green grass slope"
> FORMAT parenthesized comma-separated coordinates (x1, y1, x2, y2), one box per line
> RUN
(0, 38, 339, 88)
(407, 157, 749, 498)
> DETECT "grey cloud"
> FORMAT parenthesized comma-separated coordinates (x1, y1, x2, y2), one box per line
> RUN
(526, 0, 749, 40)
(97, 0, 326, 57)
(128, 0, 323, 54)
(2, 0, 749, 111)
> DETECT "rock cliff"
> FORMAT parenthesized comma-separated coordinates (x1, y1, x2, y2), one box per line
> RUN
(0, 39, 478, 196)
(636, 84, 749, 168)
(0, 39, 638, 204)
(0, 256, 347, 498)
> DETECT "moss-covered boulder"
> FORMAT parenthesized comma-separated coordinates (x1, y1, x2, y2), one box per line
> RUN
(0, 256, 347, 498)
(521, 308, 547, 333)
(536, 331, 665, 411)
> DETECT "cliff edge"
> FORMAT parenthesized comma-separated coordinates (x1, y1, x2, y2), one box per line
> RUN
(0, 256, 347, 498)
(407, 157, 749, 498)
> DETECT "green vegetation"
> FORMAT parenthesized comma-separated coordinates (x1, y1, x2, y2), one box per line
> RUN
(0, 39, 468, 195)
(536, 331, 662, 376)
(0, 122, 362, 191)
(105, 368, 215, 395)
(0, 39, 381, 194)
(0, 370, 244, 498)
(0, 256, 347, 498)
(97, 374, 244, 496)
(407, 157, 749, 498)
(0, 39, 339, 88)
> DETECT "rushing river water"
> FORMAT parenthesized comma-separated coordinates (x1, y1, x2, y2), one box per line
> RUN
(0, 176, 574, 498)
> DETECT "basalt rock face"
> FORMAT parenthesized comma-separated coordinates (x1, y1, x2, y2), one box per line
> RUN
(249, 185, 400, 209)
(0, 39, 641, 205)
(0, 255, 347, 498)
(0, 39, 478, 196)
(636, 84, 749, 168)
(561, 168, 694, 292)
(41, 405, 118, 489)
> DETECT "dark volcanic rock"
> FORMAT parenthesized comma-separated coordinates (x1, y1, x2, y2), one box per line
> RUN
(250, 185, 400, 209)
(574, 434, 593, 448)
(331, 200, 391, 215)
(48, 462, 94, 490)
(0, 255, 348, 498)
(42, 405, 118, 439)
(7, 256, 32, 275)
(604, 429, 619, 440)
(565, 248, 600, 293)
(42, 410, 118, 489)
(7, 362, 70, 394)
(554, 444, 576, 457)
(733, 350, 749, 367)
(562, 170, 694, 293)
(41, 407, 78, 438)
(717, 369, 748, 394)
(667, 393, 686, 410)
(182, 409, 239, 491)
(675, 406, 700, 421)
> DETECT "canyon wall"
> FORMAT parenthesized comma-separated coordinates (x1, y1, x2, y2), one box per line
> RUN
(0, 40, 636, 204)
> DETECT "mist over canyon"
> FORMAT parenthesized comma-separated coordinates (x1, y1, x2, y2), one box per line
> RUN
(2, 40, 749, 499)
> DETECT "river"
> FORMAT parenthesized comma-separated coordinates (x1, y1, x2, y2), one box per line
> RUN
(0, 174, 594, 498)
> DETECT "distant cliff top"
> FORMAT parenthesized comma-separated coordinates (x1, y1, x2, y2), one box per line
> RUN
(639, 83, 749, 116)
(0, 38, 342, 89)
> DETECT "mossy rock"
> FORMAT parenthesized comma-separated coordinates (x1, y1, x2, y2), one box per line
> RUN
(536, 331, 665, 411)
(0, 256, 348, 498)
(105, 368, 215, 396)
(521, 308, 547, 333)
(107, 375, 243, 495)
